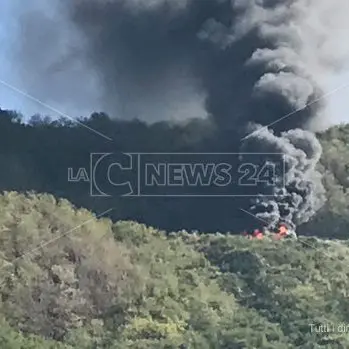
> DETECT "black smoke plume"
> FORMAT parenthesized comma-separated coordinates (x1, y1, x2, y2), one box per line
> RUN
(63, 0, 331, 229)
(8, 0, 349, 231)
(62, 0, 323, 128)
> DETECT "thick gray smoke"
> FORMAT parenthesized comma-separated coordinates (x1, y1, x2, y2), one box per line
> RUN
(10, 0, 349, 124)
(242, 126, 325, 229)
(10, 0, 349, 229)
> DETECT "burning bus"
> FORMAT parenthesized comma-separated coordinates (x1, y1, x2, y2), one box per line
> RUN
(242, 224, 297, 240)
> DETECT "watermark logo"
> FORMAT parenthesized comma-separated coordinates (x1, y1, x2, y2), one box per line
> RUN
(309, 323, 349, 334)
(68, 152, 286, 197)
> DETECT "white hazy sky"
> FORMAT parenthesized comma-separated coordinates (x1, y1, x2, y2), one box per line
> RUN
(0, 1, 99, 120)
(0, 1, 32, 115)
(1, 0, 349, 125)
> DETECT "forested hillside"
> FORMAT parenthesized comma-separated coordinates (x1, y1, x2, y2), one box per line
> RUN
(2, 0, 349, 347)
(0, 191, 349, 348)
(299, 125, 349, 238)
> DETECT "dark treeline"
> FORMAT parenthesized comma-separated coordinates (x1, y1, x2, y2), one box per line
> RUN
(0, 108, 348, 237)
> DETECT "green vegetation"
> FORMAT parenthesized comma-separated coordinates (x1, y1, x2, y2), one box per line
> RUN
(300, 124, 349, 238)
(0, 111, 349, 347)
(1, 191, 349, 348)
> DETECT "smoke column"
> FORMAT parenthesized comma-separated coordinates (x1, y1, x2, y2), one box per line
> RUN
(241, 126, 325, 229)
(9, 0, 349, 124)
(8, 0, 349, 229)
